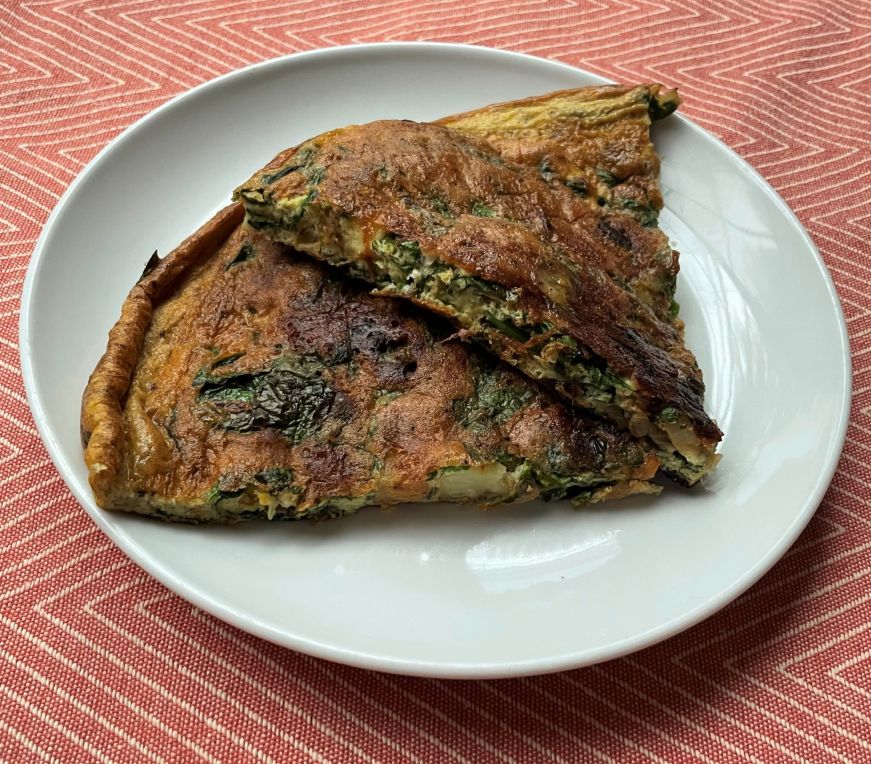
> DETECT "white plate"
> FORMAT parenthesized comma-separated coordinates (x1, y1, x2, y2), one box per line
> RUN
(20, 43, 850, 678)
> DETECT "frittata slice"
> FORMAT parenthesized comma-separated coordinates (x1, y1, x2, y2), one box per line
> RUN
(82, 205, 660, 523)
(235, 102, 721, 485)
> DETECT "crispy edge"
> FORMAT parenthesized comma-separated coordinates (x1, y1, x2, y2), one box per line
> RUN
(80, 203, 244, 508)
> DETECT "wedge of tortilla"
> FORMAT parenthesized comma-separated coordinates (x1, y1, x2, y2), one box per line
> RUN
(81, 204, 660, 523)
(234, 87, 721, 485)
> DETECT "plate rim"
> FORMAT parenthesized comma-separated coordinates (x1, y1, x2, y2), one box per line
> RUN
(19, 41, 852, 678)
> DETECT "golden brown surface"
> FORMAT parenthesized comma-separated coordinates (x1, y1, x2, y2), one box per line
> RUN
(82, 206, 659, 522)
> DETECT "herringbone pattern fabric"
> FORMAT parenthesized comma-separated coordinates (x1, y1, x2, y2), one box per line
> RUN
(1, 1, 869, 761)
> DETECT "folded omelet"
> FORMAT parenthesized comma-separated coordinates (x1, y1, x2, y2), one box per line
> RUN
(235, 86, 721, 485)
(81, 204, 659, 522)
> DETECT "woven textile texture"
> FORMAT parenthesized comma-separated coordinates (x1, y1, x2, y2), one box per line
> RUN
(1, 1, 869, 761)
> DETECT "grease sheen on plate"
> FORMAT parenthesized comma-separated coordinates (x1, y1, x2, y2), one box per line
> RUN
(20, 43, 849, 678)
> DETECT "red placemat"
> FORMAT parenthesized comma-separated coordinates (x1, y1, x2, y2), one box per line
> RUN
(1, 2, 869, 761)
